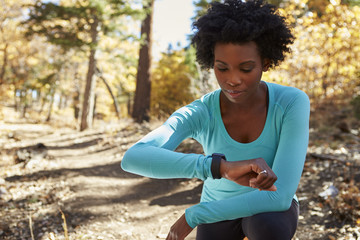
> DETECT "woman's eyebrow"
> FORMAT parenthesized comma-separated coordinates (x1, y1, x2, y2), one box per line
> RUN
(215, 60, 256, 66)
(215, 60, 228, 65)
(239, 60, 256, 66)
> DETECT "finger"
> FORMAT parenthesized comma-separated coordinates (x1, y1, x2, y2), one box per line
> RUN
(259, 185, 277, 191)
(265, 185, 277, 191)
(249, 177, 258, 188)
(257, 175, 276, 189)
(250, 179, 277, 191)
(250, 177, 272, 189)
(166, 231, 174, 240)
(258, 169, 268, 175)
(254, 170, 269, 186)
(251, 171, 276, 190)
(166, 232, 171, 240)
(258, 169, 278, 185)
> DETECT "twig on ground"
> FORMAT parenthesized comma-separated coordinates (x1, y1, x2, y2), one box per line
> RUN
(308, 153, 347, 162)
(28, 213, 35, 240)
(59, 207, 69, 240)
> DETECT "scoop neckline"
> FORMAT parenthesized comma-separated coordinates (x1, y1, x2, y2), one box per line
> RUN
(215, 81, 273, 147)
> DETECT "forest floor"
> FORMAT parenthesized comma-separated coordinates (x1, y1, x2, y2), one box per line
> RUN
(0, 104, 360, 240)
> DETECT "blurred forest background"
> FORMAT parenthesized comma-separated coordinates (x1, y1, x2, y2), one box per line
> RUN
(0, 0, 359, 126)
(1, 0, 360, 239)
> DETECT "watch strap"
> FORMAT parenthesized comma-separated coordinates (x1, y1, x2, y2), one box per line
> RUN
(211, 153, 226, 179)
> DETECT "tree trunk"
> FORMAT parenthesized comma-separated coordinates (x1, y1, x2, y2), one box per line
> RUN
(73, 67, 81, 120)
(46, 89, 55, 122)
(80, 15, 99, 131)
(132, 0, 154, 123)
(39, 95, 46, 114)
(58, 94, 63, 109)
(14, 88, 18, 111)
(21, 90, 27, 118)
(73, 89, 80, 120)
(96, 67, 120, 119)
(127, 96, 132, 116)
(93, 93, 97, 121)
(0, 43, 8, 85)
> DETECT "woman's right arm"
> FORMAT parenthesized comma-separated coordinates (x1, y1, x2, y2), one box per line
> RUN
(121, 102, 213, 181)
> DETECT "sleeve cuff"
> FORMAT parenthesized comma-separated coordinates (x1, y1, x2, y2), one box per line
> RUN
(185, 207, 197, 229)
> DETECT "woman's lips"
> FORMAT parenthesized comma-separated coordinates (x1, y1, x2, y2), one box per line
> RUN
(225, 89, 244, 98)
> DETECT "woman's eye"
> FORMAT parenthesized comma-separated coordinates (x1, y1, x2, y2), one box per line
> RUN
(217, 68, 228, 72)
(241, 68, 252, 73)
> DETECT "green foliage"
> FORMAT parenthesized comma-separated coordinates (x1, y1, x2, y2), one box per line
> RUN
(184, 45, 199, 81)
(345, 0, 360, 6)
(23, 0, 142, 50)
(24, 2, 88, 49)
(264, 0, 360, 101)
(192, 0, 221, 21)
(267, 0, 283, 6)
(151, 49, 196, 118)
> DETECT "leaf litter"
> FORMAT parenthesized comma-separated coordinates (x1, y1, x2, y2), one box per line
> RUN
(0, 108, 359, 239)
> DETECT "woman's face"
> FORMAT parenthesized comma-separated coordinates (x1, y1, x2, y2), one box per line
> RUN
(213, 41, 268, 104)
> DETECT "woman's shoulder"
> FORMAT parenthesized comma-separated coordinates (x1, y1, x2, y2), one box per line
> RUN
(199, 89, 221, 107)
(267, 82, 309, 107)
(179, 89, 219, 114)
(167, 89, 220, 125)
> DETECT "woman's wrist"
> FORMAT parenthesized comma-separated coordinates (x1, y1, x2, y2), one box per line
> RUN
(220, 159, 229, 178)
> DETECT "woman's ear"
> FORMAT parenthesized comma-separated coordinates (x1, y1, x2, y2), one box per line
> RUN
(262, 59, 270, 72)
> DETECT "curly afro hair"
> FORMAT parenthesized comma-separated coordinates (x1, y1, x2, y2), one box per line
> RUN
(191, 0, 294, 69)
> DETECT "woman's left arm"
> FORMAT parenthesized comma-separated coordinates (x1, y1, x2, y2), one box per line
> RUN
(180, 91, 310, 230)
(121, 101, 216, 181)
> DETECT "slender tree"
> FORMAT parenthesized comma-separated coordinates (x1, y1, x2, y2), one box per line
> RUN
(0, 43, 8, 85)
(23, 0, 141, 130)
(132, 0, 154, 122)
(80, 11, 99, 130)
(96, 67, 120, 119)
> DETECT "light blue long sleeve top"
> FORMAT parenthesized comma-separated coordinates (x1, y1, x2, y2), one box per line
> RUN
(121, 82, 310, 228)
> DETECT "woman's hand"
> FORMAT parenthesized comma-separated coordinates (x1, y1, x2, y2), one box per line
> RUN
(166, 213, 193, 240)
(220, 158, 277, 191)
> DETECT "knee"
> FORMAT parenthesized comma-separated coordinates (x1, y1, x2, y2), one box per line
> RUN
(242, 213, 295, 240)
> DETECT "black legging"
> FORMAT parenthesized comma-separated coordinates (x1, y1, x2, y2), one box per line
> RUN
(196, 199, 299, 240)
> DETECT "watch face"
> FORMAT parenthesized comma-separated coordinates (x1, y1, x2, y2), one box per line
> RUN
(213, 153, 226, 160)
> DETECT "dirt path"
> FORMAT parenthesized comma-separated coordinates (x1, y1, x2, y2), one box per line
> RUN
(1, 119, 360, 239)
(0, 121, 203, 240)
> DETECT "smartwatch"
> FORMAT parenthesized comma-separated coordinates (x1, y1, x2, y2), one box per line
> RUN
(211, 153, 226, 179)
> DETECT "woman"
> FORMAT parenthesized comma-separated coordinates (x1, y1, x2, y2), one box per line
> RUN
(121, 0, 310, 239)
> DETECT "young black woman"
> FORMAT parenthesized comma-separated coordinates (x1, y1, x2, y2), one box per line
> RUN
(122, 1, 310, 239)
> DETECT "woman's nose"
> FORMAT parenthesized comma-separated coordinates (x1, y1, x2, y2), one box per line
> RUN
(227, 73, 242, 86)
